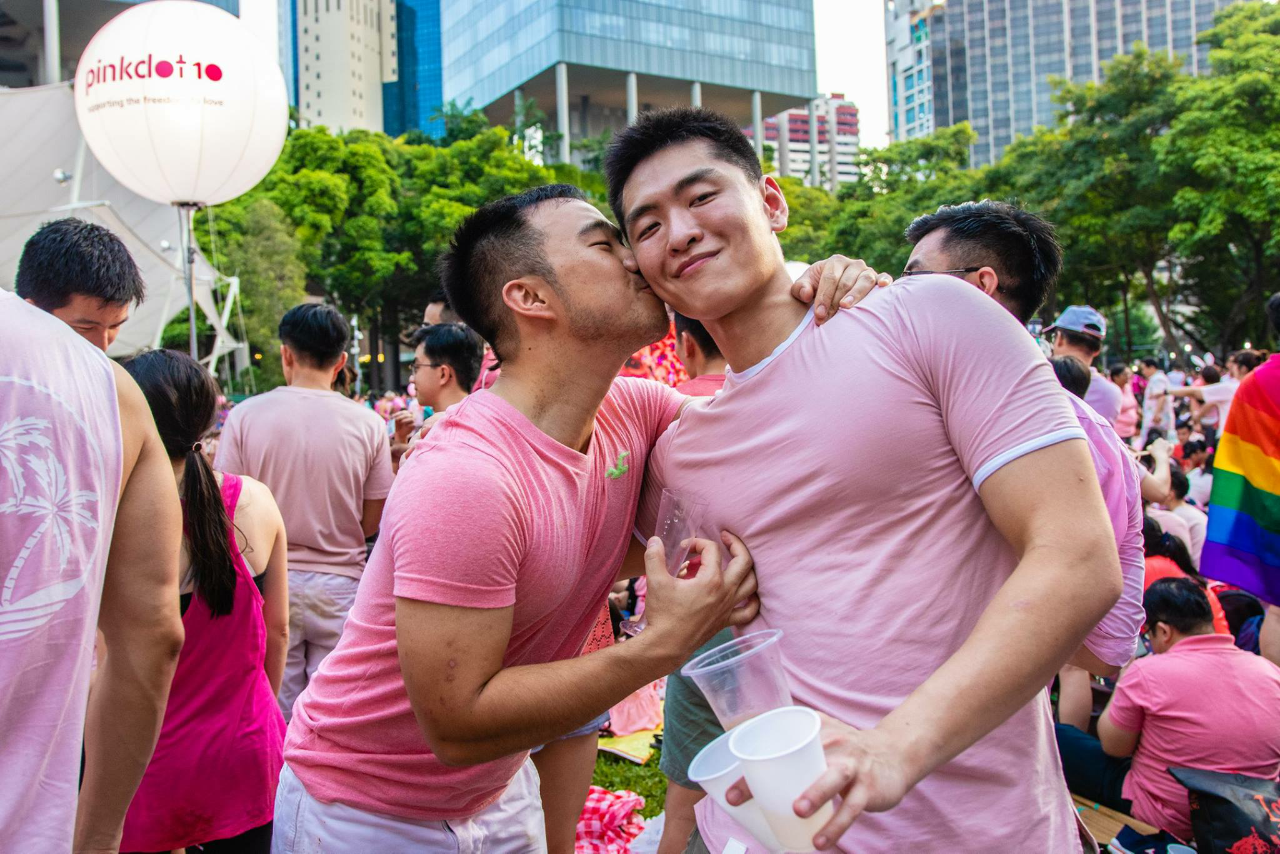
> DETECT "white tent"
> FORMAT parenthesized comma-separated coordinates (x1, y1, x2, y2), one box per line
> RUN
(0, 82, 240, 365)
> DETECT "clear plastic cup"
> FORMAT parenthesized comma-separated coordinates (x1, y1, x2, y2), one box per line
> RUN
(687, 729, 785, 852)
(1166, 846, 1196, 854)
(728, 706, 834, 852)
(682, 629, 791, 730)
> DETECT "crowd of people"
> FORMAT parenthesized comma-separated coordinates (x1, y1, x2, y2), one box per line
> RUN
(2, 107, 1279, 854)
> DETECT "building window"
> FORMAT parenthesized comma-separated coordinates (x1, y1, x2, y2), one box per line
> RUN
(906, 107, 916, 123)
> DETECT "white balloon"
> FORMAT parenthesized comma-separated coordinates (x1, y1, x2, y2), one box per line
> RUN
(73, 0, 287, 207)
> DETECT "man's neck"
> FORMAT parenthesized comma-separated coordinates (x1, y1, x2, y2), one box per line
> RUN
(702, 268, 807, 373)
(1056, 346, 1096, 367)
(489, 340, 626, 452)
(288, 366, 337, 391)
(698, 357, 728, 378)
(434, 385, 469, 411)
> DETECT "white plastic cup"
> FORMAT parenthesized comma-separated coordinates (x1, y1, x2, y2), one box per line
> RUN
(687, 729, 785, 853)
(728, 706, 834, 852)
(682, 630, 791, 730)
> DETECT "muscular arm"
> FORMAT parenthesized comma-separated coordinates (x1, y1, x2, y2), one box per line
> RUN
(75, 365, 185, 853)
(1097, 701, 1140, 758)
(1168, 386, 1204, 402)
(360, 498, 385, 538)
(397, 535, 757, 766)
(1067, 645, 1122, 679)
(258, 488, 289, 696)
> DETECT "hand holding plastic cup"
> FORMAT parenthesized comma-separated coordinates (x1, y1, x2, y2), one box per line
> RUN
(728, 706, 835, 852)
(687, 730, 785, 853)
(682, 629, 791, 730)
(621, 489, 707, 636)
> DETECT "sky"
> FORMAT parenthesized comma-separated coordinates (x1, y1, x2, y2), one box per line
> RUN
(814, 0, 890, 148)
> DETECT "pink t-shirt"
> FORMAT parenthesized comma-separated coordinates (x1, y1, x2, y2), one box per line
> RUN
(0, 291, 123, 851)
(1070, 395, 1146, 667)
(215, 386, 393, 578)
(1108, 633, 1280, 840)
(1085, 366, 1123, 426)
(1148, 506, 1194, 558)
(639, 277, 1092, 851)
(284, 378, 683, 820)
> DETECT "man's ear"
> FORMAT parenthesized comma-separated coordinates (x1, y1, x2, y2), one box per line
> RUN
(975, 266, 1001, 297)
(440, 363, 457, 389)
(501, 276, 558, 324)
(760, 176, 790, 234)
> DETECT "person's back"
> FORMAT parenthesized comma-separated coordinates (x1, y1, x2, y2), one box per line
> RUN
(120, 350, 288, 853)
(216, 303, 393, 719)
(0, 290, 183, 851)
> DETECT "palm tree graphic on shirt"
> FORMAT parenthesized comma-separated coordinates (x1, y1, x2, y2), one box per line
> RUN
(0, 415, 99, 640)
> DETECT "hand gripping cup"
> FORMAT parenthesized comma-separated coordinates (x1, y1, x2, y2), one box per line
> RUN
(687, 730, 785, 852)
(621, 489, 707, 636)
(728, 706, 835, 852)
(681, 629, 791, 730)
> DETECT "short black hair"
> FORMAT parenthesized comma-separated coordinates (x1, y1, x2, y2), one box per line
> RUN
(1050, 355, 1091, 399)
(904, 200, 1062, 325)
(673, 312, 722, 360)
(1169, 466, 1189, 500)
(1268, 292, 1280, 337)
(408, 323, 485, 393)
(1141, 357, 1161, 369)
(605, 107, 763, 232)
(1144, 577, 1214, 635)
(439, 184, 586, 362)
(278, 303, 349, 368)
(16, 218, 145, 311)
(1108, 363, 1130, 380)
(1057, 328, 1103, 356)
(1200, 364, 1221, 384)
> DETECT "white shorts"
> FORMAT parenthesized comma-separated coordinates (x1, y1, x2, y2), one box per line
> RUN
(271, 760, 547, 853)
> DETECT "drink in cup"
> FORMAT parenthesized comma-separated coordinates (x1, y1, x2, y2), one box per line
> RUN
(728, 706, 835, 852)
(687, 730, 784, 852)
(682, 629, 791, 729)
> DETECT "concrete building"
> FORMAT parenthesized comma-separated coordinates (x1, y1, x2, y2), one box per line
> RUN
(750, 92, 859, 190)
(1, 0, 295, 104)
(294, 0, 395, 131)
(441, 0, 818, 167)
(885, 0, 1240, 166)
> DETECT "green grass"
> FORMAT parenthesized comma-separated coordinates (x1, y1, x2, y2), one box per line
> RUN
(592, 748, 668, 819)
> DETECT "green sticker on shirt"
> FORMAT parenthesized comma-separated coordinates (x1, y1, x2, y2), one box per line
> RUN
(606, 450, 630, 480)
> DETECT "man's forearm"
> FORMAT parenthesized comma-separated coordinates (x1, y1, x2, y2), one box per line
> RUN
(420, 629, 683, 766)
(873, 544, 1119, 788)
(75, 640, 180, 850)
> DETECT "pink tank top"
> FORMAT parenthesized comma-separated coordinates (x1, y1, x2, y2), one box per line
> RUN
(121, 473, 285, 850)
(0, 290, 123, 851)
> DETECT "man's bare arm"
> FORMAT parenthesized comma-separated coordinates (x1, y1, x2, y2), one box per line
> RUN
(398, 535, 758, 766)
(735, 440, 1122, 848)
(75, 364, 184, 853)
(361, 497, 386, 538)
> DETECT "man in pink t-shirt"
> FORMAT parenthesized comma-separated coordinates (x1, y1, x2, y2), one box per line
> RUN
(274, 185, 766, 852)
(217, 303, 395, 721)
(1059, 577, 1280, 840)
(609, 110, 1122, 852)
(674, 311, 727, 397)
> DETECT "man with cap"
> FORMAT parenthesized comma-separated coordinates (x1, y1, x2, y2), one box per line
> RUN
(1047, 306, 1122, 427)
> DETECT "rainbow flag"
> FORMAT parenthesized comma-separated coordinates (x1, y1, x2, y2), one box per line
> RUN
(1202, 355, 1280, 604)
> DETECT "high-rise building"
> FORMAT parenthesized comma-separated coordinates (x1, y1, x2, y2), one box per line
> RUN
(749, 93, 860, 189)
(439, 0, 818, 166)
(886, 0, 1240, 166)
(382, 0, 444, 138)
(295, 0, 396, 131)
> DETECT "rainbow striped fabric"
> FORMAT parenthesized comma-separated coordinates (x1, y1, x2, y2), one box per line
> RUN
(1202, 354, 1280, 604)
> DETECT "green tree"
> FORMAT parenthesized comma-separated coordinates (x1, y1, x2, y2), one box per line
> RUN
(571, 129, 613, 173)
(1154, 0, 1280, 351)
(776, 176, 838, 263)
(429, 99, 492, 147)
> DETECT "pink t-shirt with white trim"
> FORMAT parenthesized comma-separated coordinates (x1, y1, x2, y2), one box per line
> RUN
(639, 276, 1091, 852)
(284, 378, 683, 820)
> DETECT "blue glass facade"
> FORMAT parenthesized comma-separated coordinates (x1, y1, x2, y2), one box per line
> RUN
(383, 0, 445, 138)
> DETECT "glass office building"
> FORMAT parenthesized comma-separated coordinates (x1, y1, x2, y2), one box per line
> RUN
(439, 0, 817, 163)
(383, 0, 444, 137)
(886, 0, 1239, 166)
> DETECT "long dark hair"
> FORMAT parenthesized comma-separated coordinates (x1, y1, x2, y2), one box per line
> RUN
(124, 350, 236, 616)
(1142, 515, 1203, 586)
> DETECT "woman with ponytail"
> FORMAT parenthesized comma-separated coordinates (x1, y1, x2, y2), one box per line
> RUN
(1142, 515, 1230, 635)
(119, 350, 289, 854)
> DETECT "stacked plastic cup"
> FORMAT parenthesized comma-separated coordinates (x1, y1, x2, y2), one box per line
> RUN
(686, 730, 785, 852)
(682, 629, 791, 730)
(728, 706, 835, 852)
